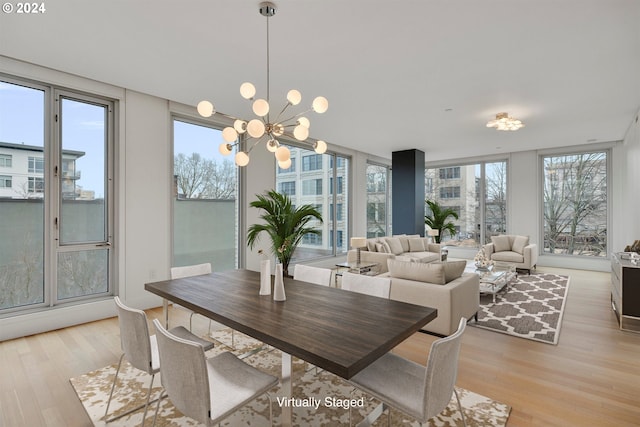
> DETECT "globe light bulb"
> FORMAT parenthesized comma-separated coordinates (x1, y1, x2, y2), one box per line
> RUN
(240, 82, 256, 99)
(314, 140, 327, 154)
(247, 119, 266, 138)
(235, 151, 250, 166)
(312, 96, 329, 113)
(278, 158, 292, 169)
(197, 100, 215, 118)
(252, 99, 270, 117)
(222, 127, 238, 142)
(234, 119, 247, 134)
(287, 89, 302, 105)
(293, 124, 309, 141)
(275, 145, 291, 162)
(219, 143, 232, 156)
(297, 117, 310, 128)
(266, 139, 279, 152)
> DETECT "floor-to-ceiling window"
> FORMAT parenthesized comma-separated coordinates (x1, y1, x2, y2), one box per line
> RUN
(172, 118, 238, 270)
(366, 163, 391, 238)
(275, 144, 349, 262)
(425, 160, 507, 247)
(542, 150, 608, 257)
(0, 77, 114, 313)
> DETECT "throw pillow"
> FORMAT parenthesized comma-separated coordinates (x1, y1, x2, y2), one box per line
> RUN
(408, 238, 426, 252)
(385, 237, 405, 255)
(512, 235, 529, 255)
(438, 260, 466, 283)
(396, 236, 410, 252)
(375, 242, 388, 253)
(366, 239, 378, 252)
(491, 235, 511, 253)
(387, 259, 446, 285)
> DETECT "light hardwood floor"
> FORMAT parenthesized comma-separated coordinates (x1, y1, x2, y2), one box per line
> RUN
(0, 267, 638, 426)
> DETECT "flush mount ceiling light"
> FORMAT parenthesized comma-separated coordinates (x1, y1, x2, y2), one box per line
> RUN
(486, 112, 525, 131)
(197, 2, 328, 169)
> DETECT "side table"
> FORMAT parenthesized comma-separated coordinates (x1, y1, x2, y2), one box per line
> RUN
(334, 261, 380, 287)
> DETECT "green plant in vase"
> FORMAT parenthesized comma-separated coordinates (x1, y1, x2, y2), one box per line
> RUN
(424, 199, 459, 244)
(247, 190, 322, 277)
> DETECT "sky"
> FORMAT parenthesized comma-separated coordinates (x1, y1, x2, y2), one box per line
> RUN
(0, 80, 226, 198)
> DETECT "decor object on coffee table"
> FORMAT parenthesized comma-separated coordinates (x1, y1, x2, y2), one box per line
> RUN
(483, 234, 538, 274)
(247, 190, 322, 277)
(473, 246, 495, 271)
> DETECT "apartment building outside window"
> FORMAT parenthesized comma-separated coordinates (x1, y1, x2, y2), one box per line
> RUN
(366, 163, 391, 238)
(426, 161, 507, 247)
(28, 156, 44, 173)
(275, 144, 349, 263)
(0, 154, 11, 167)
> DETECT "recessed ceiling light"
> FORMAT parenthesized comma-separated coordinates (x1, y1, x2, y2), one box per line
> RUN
(587, 138, 597, 142)
(444, 108, 453, 112)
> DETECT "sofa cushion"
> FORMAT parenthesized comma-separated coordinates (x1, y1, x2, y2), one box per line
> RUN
(492, 235, 511, 252)
(387, 259, 446, 285)
(366, 239, 378, 252)
(512, 235, 529, 255)
(492, 251, 524, 263)
(408, 238, 426, 252)
(438, 260, 467, 283)
(375, 242, 389, 253)
(385, 237, 405, 255)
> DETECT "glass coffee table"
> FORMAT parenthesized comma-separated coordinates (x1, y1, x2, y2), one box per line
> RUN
(474, 263, 517, 304)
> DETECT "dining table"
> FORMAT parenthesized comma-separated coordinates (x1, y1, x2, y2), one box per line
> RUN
(145, 268, 437, 426)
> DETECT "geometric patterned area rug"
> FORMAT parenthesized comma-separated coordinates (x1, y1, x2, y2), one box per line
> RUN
(70, 330, 511, 426)
(471, 273, 570, 345)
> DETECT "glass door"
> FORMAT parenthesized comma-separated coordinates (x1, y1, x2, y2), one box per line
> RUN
(55, 93, 112, 301)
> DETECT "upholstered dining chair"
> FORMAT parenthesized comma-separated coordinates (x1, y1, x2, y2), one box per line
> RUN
(340, 272, 391, 298)
(151, 319, 279, 427)
(348, 318, 468, 427)
(293, 264, 332, 286)
(169, 262, 212, 332)
(105, 297, 214, 424)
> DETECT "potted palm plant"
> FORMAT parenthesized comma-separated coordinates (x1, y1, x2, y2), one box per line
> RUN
(424, 199, 459, 243)
(247, 190, 323, 277)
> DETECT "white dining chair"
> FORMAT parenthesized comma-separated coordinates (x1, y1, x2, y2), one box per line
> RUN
(169, 262, 212, 332)
(341, 272, 391, 298)
(105, 297, 214, 424)
(348, 318, 468, 427)
(151, 319, 279, 427)
(293, 264, 332, 286)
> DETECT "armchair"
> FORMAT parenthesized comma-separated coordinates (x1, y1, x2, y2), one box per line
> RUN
(483, 234, 538, 274)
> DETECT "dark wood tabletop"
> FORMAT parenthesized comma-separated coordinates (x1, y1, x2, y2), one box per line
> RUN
(145, 269, 437, 379)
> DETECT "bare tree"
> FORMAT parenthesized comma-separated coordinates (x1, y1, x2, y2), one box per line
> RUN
(543, 152, 607, 256)
(174, 153, 236, 199)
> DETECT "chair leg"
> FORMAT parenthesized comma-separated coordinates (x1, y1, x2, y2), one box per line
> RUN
(151, 391, 166, 427)
(266, 392, 274, 427)
(104, 353, 125, 421)
(140, 373, 156, 425)
(454, 387, 467, 427)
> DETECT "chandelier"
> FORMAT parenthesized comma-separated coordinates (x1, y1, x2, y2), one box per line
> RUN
(486, 112, 525, 131)
(196, 2, 328, 169)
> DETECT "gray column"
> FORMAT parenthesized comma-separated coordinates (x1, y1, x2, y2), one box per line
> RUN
(392, 149, 425, 236)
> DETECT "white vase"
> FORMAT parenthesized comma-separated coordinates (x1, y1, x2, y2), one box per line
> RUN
(260, 259, 271, 295)
(273, 263, 286, 301)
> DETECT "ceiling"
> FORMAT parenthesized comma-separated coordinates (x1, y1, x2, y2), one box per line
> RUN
(1, 0, 639, 161)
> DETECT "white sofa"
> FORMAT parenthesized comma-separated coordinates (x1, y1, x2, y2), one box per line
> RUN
(378, 259, 479, 336)
(347, 235, 441, 274)
(483, 234, 538, 274)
